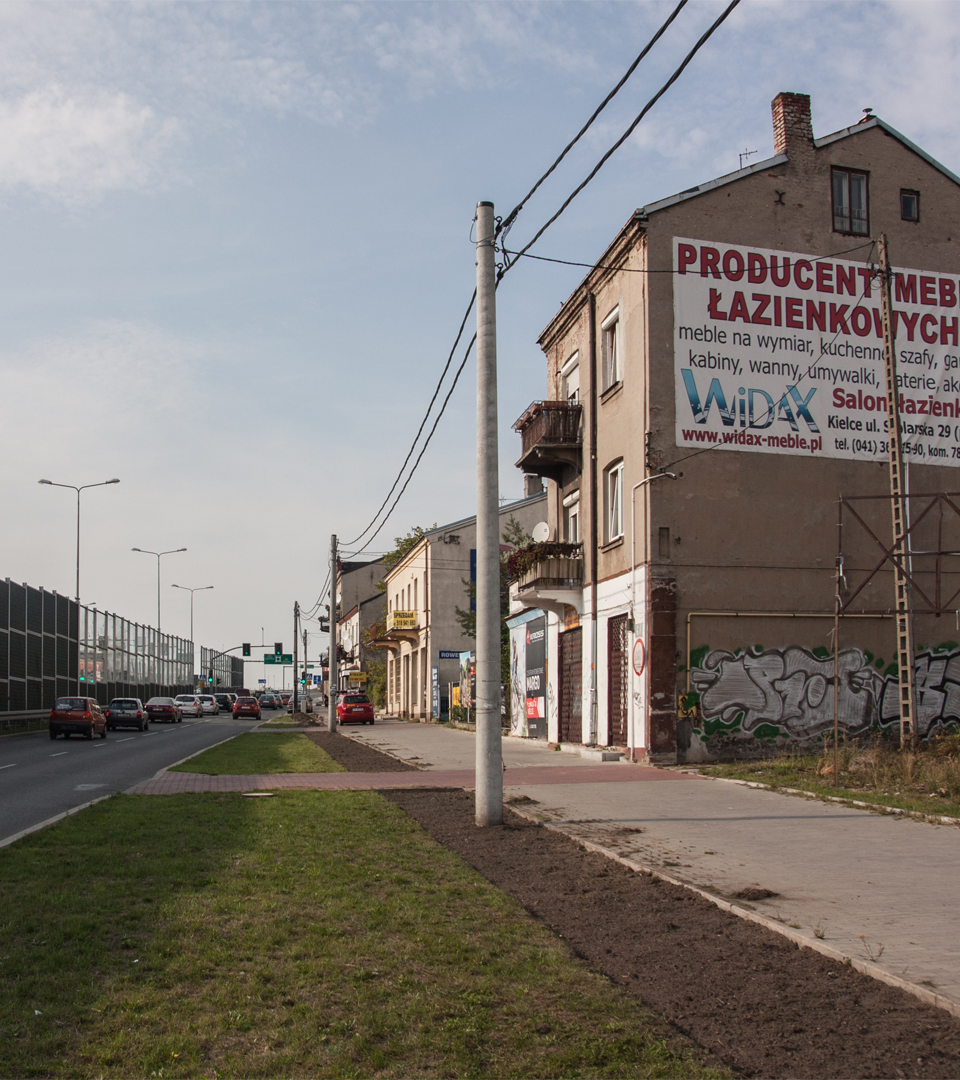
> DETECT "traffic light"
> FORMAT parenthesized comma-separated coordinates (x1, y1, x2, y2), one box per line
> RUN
(274, 642, 283, 656)
(242, 643, 251, 657)
(207, 669, 214, 684)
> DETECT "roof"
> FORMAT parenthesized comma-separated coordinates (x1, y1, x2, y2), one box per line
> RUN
(638, 116, 960, 219)
(423, 491, 547, 540)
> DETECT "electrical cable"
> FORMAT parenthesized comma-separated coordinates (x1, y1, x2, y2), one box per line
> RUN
(341, 292, 476, 547)
(500, 0, 742, 277)
(497, 0, 689, 242)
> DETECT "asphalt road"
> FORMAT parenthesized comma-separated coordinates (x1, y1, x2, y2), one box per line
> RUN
(0, 714, 253, 844)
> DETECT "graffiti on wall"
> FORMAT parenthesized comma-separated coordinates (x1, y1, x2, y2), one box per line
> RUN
(687, 641, 960, 748)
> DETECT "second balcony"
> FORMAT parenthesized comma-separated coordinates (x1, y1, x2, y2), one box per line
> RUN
(513, 400, 582, 482)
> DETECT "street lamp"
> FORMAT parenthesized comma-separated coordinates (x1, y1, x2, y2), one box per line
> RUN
(171, 584, 213, 679)
(131, 547, 187, 634)
(38, 478, 120, 605)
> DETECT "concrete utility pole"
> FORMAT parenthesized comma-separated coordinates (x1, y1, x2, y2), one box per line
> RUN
(879, 234, 918, 748)
(293, 600, 300, 714)
(475, 200, 503, 826)
(328, 534, 338, 733)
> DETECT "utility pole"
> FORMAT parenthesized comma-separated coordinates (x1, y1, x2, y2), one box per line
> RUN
(879, 233, 917, 748)
(293, 601, 300, 714)
(475, 200, 503, 826)
(303, 627, 309, 711)
(328, 534, 338, 732)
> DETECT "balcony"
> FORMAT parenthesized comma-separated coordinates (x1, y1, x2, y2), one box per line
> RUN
(508, 542, 584, 619)
(513, 400, 582, 482)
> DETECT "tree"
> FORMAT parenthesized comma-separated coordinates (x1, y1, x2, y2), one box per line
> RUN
(455, 515, 532, 688)
(375, 525, 436, 593)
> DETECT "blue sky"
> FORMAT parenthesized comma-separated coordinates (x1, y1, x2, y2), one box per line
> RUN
(2, 0, 958, 671)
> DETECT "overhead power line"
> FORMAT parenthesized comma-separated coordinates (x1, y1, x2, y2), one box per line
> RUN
(497, 0, 689, 238)
(500, 0, 742, 275)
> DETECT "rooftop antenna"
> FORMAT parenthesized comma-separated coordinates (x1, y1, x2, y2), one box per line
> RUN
(739, 148, 758, 169)
(860, 107, 874, 124)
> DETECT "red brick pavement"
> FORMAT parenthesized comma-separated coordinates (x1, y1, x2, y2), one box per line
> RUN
(131, 763, 698, 795)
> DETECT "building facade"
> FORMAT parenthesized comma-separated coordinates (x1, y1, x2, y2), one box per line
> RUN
(335, 558, 387, 692)
(513, 92, 960, 762)
(377, 493, 547, 719)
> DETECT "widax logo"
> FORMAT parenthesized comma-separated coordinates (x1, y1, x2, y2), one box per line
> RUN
(681, 369, 820, 432)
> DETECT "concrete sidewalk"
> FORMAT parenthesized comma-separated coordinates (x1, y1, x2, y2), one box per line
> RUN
(346, 721, 960, 1017)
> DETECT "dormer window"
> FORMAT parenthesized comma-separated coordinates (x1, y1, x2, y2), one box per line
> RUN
(832, 168, 869, 235)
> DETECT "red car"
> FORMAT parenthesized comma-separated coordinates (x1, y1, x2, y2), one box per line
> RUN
(233, 696, 262, 720)
(337, 693, 374, 725)
(49, 697, 107, 740)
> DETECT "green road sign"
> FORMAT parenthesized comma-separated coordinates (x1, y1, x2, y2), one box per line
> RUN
(263, 653, 294, 665)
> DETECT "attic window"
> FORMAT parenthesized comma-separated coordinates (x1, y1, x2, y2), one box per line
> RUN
(832, 168, 869, 235)
(901, 189, 920, 222)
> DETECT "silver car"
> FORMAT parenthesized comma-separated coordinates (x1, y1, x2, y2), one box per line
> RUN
(196, 694, 220, 715)
(174, 694, 204, 718)
(105, 698, 148, 731)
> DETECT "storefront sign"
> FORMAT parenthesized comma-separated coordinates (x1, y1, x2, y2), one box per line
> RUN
(674, 236, 960, 465)
(387, 610, 418, 631)
(525, 617, 547, 739)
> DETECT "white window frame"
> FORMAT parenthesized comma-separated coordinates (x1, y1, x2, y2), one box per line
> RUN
(601, 308, 621, 390)
(605, 461, 624, 542)
(563, 490, 580, 543)
(561, 351, 580, 403)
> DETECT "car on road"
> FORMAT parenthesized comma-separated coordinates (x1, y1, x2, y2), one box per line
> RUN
(196, 694, 220, 715)
(49, 697, 107, 740)
(260, 694, 279, 710)
(213, 693, 233, 711)
(105, 698, 148, 731)
(233, 696, 261, 720)
(279, 693, 291, 706)
(175, 695, 204, 718)
(337, 693, 374, 725)
(146, 697, 182, 723)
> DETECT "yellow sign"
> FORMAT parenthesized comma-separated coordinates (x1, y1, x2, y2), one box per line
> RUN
(348, 672, 367, 683)
(451, 686, 460, 707)
(387, 610, 418, 631)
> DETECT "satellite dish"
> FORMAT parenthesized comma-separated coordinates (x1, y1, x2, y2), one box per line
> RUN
(532, 521, 551, 543)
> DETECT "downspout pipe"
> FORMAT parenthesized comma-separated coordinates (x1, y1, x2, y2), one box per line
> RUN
(588, 290, 599, 745)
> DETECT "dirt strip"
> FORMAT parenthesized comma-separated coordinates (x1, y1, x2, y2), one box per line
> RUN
(385, 788, 960, 1080)
(304, 729, 419, 772)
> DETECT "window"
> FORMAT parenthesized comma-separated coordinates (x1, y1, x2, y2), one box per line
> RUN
(563, 491, 580, 543)
(561, 352, 580, 403)
(901, 189, 920, 222)
(601, 309, 621, 390)
(832, 168, 869, 235)
(413, 577, 418, 612)
(604, 461, 624, 542)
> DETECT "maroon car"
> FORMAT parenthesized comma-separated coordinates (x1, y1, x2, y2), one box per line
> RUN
(337, 693, 374, 725)
(49, 697, 107, 740)
(145, 697, 183, 723)
(233, 696, 261, 720)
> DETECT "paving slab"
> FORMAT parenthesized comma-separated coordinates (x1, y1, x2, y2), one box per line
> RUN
(345, 720, 960, 1015)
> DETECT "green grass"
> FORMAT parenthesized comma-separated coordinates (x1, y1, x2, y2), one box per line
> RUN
(0, 791, 725, 1079)
(698, 741, 960, 820)
(170, 732, 343, 775)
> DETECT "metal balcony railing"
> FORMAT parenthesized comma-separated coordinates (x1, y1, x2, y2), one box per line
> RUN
(514, 543, 584, 591)
(513, 400, 582, 480)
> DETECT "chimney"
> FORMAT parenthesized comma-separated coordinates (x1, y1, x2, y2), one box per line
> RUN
(772, 92, 813, 157)
(524, 474, 544, 498)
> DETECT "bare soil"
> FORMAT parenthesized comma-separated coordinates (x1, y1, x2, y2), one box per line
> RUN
(303, 730, 960, 1078)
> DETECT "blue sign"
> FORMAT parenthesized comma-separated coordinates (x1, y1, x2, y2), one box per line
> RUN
(438, 650, 460, 660)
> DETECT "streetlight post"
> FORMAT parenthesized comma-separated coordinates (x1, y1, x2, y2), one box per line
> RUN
(131, 547, 187, 635)
(171, 584, 213, 681)
(38, 478, 120, 604)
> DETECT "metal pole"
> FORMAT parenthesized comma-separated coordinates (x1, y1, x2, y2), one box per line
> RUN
(328, 534, 338, 732)
(156, 554, 161, 636)
(879, 234, 917, 748)
(833, 556, 841, 787)
(75, 489, 81, 604)
(293, 601, 300, 714)
(475, 200, 502, 826)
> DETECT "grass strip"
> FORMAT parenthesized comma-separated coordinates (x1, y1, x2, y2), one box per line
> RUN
(698, 749, 960, 820)
(170, 732, 344, 775)
(0, 790, 725, 1079)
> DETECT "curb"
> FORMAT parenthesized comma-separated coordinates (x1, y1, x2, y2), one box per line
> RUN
(679, 770, 960, 828)
(129, 732, 244, 786)
(0, 794, 115, 849)
(507, 805, 960, 1022)
(337, 729, 425, 771)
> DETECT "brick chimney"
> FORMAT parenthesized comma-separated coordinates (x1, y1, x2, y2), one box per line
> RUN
(772, 92, 813, 157)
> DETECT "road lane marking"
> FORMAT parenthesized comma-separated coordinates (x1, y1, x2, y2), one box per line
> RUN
(117, 737, 135, 743)
(0, 763, 16, 770)
(50, 752, 68, 757)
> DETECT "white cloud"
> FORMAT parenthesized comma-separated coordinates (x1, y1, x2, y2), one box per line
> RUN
(0, 85, 178, 202)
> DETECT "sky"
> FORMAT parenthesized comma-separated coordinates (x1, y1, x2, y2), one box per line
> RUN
(2, 0, 960, 680)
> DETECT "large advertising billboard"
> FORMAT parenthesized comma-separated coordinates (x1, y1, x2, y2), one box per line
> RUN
(674, 237, 960, 465)
(525, 617, 547, 739)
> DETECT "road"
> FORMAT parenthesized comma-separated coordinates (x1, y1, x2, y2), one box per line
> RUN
(0, 714, 250, 845)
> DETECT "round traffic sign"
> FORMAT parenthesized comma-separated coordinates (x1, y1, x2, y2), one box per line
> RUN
(632, 638, 646, 677)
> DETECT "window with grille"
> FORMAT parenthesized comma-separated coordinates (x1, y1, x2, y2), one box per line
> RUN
(832, 168, 869, 235)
